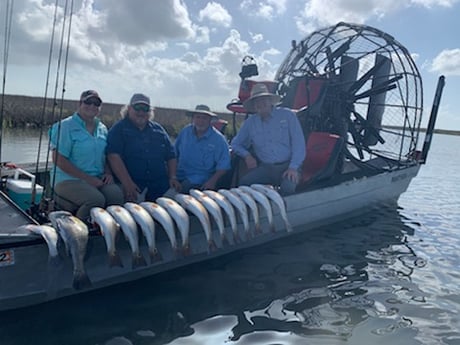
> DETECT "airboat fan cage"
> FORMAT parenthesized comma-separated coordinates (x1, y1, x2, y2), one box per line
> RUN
(275, 22, 424, 165)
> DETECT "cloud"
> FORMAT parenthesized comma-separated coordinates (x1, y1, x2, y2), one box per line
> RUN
(430, 49, 460, 76)
(198, 2, 232, 27)
(250, 32, 264, 43)
(101, 0, 195, 44)
(239, 0, 287, 20)
(293, 0, 458, 35)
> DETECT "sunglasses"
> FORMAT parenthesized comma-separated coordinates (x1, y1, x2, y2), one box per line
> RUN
(132, 103, 150, 112)
(83, 98, 102, 107)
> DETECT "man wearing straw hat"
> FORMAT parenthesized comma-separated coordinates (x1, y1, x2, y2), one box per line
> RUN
(174, 104, 231, 193)
(231, 83, 305, 195)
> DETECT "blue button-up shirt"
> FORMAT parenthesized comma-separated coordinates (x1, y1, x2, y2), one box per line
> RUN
(231, 107, 306, 169)
(175, 124, 231, 185)
(106, 118, 176, 199)
(49, 113, 107, 184)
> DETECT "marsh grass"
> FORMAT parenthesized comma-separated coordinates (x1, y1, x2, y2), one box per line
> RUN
(1, 94, 243, 138)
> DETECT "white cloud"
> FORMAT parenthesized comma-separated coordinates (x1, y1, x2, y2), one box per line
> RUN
(239, 0, 287, 20)
(250, 32, 264, 43)
(198, 2, 232, 27)
(430, 49, 460, 76)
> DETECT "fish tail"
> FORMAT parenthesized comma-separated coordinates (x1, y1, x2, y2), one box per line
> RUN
(109, 252, 124, 268)
(208, 240, 217, 253)
(73, 271, 92, 290)
(182, 243, 192, 257)
(221, 233, 229, 246)
(132, 253, 147, 269)
(48, 255, 62, 267)
(149, 248, 163, 264)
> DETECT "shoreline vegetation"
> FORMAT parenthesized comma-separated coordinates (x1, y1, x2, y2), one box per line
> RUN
(0, 94, 241, 138)
(1, 94, 459, 137)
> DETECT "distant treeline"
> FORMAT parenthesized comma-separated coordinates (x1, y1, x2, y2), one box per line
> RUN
(0, 94, 240, 138)
(1, 94, 458, 137)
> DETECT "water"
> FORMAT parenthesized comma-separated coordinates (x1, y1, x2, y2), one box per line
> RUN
(1, 127, 50, 164)
(0, 133, 459, 345)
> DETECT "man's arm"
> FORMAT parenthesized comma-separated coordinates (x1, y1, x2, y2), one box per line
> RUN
(107, 153, 139, 200)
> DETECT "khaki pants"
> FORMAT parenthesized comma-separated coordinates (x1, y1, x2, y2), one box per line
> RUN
(239, 161, 298, 195)
(54, 180, 124, 220)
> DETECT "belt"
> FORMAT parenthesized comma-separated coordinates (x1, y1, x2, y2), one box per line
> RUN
(272, 161, 289, 166)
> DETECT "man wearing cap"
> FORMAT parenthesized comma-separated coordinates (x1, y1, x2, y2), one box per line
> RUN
(49, 90, 124, 220)
(231, 83, 306, 195)
(174, 104, 231, 193)
(106, 93, 179, 202)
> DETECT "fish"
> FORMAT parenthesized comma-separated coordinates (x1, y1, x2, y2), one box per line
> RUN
(238, 185, 275, 233)
(156, 197, 191, 256)
(190, 189, 227, 246)
(140, 201, 179, 256)
(203, 190, 240, 244)
(106, 205, 147, 269)
(48, 210, 73, 229)
(89, 207, 123, 268)
(174, 193, 217, 252)
(251, 184, 293, 232)
(21, 224, 61, 265)
(124, 202, 161, 264)
(218, 189, 250, 241)
(54, 215, 92, 290)
(231, 188, 261, 235)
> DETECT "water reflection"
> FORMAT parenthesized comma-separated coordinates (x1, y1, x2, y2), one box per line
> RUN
(1, 202, 437, 345)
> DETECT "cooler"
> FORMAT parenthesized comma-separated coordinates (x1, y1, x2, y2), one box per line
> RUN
(6, 169, 43, 211)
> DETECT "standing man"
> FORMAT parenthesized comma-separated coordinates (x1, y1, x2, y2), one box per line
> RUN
(231, 83, 306, 195)
(175, 104, 231, 193)
(106, 93, 180, 202)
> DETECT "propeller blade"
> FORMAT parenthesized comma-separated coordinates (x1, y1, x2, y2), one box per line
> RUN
(339, 55, 359, 91)
(363, 54, 392, 146)
(347, 55, 389, 95)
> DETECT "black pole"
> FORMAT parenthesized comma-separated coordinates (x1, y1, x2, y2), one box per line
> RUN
(420, 75, 445, 164)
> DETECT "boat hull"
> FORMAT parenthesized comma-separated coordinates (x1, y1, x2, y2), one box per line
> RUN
(0, 165, 419, 311)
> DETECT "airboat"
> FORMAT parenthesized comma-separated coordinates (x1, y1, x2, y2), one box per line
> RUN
(0, 22, 444, 311)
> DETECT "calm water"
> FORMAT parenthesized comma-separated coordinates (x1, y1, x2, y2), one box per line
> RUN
(0, 133, 459, 345)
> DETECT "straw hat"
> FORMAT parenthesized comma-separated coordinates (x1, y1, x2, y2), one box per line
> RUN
(186, 104, 217, 117)
(243, 83, 280, 113)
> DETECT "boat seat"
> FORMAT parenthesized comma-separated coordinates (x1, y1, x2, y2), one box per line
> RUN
(280, 75, 328, 113)
(296, 132, 344, 192)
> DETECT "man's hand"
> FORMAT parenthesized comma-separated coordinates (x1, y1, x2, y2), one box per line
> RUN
(283, 168, 299, 184)
(244, 155, 258, 169)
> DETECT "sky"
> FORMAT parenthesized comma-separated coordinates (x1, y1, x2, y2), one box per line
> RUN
(1, 0, 459, 130)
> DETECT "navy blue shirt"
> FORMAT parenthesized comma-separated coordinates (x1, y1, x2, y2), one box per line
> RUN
(106, 118, 175, 200)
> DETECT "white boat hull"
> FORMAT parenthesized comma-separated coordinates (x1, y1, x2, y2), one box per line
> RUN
(0, 165, 419, 311)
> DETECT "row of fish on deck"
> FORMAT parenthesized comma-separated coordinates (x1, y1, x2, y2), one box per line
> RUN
(20, 184, 292, 291)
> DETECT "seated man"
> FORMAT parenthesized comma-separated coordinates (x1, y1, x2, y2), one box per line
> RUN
(175, 104, 231, 193)
(106, 93, 179, 202)
(231, 83, 306, 195)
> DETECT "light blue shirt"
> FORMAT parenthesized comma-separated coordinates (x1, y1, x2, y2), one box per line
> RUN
(231, 107, 306, 169)
(49, 113, 107, 184)
(175, 124, 231, 185)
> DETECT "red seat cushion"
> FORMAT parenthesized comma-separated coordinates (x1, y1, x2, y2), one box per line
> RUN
(300, 132, 342, 184)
